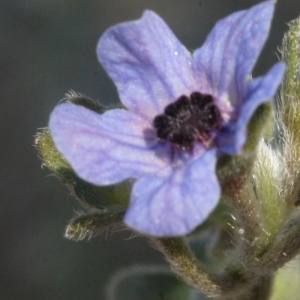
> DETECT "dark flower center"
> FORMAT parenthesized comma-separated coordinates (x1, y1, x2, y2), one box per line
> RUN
(153, 92, 222, 150)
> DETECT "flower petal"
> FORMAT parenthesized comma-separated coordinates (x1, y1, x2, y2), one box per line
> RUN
(97, 11, 197, 120)
(124, 149, 220, 236)
(193, 1, 274, 112)
(49, 103, 172, 185)
(217, 62, 286, 155)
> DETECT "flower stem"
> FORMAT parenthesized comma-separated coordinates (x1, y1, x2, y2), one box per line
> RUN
(152, 237, 248, 297)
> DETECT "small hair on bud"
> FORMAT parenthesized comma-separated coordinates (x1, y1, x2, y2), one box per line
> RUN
(65, 209, 125, 241)
(65, 90, 105, 114)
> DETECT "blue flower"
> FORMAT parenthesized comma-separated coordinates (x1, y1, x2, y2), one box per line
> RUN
(49, 1, 285, 237)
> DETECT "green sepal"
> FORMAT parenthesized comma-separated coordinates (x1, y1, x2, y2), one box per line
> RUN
(277, 14, 300, 207)
(244, 102, 272, 152)
(106, 266, 204, 300)
(35, 128, 131, 208)
(280, 14, 300, 133)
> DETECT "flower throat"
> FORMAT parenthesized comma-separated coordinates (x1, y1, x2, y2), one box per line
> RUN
(153, 92, 222, 150)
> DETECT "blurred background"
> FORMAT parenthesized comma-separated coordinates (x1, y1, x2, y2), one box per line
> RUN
(1, 0, 299, 299)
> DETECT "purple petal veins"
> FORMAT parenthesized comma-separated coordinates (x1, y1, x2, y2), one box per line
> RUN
(192, 1, 275, 112)
(50, 104, 173, 185)
(124, 149, 219, 236)
(97, 10, 198, 121)
(217, 63, 286, 155)
(49, 1, 285, 236)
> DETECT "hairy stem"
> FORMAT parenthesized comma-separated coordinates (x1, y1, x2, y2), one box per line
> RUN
(152, 237, 251, 298)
